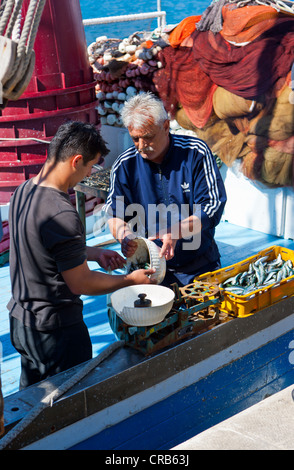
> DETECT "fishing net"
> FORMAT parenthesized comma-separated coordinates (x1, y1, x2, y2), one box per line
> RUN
(212, 87, 264, 120)
(195, 119, 247, 167)
(153, 2, 294, 187)
(91, 1, 294, 186)
(248, 82, 294, 139)
(192, 19, 294, 99)
(220, 4, 281, 44)
(196, 0, 294, 33)
(168, 15, 201, 47)
(153, 46, 217, 128)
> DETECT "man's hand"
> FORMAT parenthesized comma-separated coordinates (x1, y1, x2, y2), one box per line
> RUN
(148, 215, 201, 261)
(96, 249, 126, 271)
(157, 233, 177, 260)
(121, 235, 138, 258)
(128, 268, 157, 284)
(87, 246, 126, 271)
(107, 217, 138, 259)
(148, 232, 177, 261)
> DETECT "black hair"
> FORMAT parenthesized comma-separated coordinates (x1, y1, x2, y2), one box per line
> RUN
(48, 121, 109, 165)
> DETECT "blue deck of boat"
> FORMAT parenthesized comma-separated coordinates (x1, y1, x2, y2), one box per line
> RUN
(1, 220, 294, 398)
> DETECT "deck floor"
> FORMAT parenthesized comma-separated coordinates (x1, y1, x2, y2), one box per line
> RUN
(1, 221, 294, 398)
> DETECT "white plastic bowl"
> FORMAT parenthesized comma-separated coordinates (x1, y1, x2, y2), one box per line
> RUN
(111, 284, 175, 326)
(126, 237, 166, 284)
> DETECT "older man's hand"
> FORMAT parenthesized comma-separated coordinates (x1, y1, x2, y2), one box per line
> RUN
(121, 235, 138, 258)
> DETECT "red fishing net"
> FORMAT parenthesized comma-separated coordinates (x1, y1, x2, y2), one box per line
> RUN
(192, 18, 294, 99)
(153, 46, 216, 128)
(153, 11, 294, 186)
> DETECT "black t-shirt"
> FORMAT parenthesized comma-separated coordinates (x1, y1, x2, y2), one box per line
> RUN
(7, 179, 87, 331)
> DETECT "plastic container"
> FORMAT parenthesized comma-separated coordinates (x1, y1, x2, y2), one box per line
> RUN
(197, 245, 294, 317)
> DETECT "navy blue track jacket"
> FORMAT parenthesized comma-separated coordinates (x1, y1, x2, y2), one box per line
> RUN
(104, 133, 227, 277)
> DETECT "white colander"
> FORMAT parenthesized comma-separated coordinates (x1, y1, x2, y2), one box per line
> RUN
(110, 284, 175, 326)
(126, 237, 166, 284)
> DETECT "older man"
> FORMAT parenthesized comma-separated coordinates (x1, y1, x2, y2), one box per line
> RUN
(104, 93, 227, 287)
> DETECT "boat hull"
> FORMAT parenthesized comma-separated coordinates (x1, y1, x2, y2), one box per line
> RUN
(3, 295, 294, 450)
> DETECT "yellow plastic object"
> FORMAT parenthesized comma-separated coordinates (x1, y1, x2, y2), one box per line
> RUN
(196, 246, 294, 317)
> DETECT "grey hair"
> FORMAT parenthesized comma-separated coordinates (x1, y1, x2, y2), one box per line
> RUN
(120, 92, 168, 129)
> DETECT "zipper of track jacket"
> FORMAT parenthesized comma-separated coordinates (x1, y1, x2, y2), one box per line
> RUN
(158, 167, 169, 205)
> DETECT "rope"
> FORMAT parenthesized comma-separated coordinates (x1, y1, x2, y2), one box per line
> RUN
(229, 0, 294, 11)
(0, 0, 8, 18)
(0, 0, 15, 36)
(0, 137, 51, 143)
(5, 0, 23, 39)
(6, 0, 46, 82)
(0, 340, 125, 450)
(198, 0, 294, 32)
(21, 0, 46, 71)
(270, 0, 294, 12)
(0, 0, 46, 101)
(11, 13, 21, 42)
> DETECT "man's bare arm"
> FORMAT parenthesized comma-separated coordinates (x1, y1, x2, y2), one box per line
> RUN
(62, 260, 155, 296)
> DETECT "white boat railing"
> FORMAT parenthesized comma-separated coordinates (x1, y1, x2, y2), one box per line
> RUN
(82, 1, 166, 30)
(83, 12, 166, 29)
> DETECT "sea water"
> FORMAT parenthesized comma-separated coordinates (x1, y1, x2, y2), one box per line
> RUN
(79, 0, 212, 44)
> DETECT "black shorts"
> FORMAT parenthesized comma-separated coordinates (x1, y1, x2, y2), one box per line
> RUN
(10, 316, 92, 390)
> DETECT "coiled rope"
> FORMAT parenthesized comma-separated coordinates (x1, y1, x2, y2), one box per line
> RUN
(228, 0, 294, 12)
(0, 340, 124, 450)
(0, 0, 46, 102)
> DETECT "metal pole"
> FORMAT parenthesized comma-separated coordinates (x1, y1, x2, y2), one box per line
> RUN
(157, 0, 161, 28)
(83, 11, 166, 26)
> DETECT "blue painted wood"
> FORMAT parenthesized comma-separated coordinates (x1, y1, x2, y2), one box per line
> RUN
(70, 328, 294, 450)
(0, 240, 121, 397)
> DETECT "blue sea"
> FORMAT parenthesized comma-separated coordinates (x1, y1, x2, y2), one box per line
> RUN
(79, 0, 212, 45)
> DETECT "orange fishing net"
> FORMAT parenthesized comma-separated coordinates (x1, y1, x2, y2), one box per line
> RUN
(168, 15, 201, 47)
(220, 4, 282, 44)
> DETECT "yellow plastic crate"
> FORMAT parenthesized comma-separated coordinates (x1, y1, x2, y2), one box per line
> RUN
(196, 245, 294, 317)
